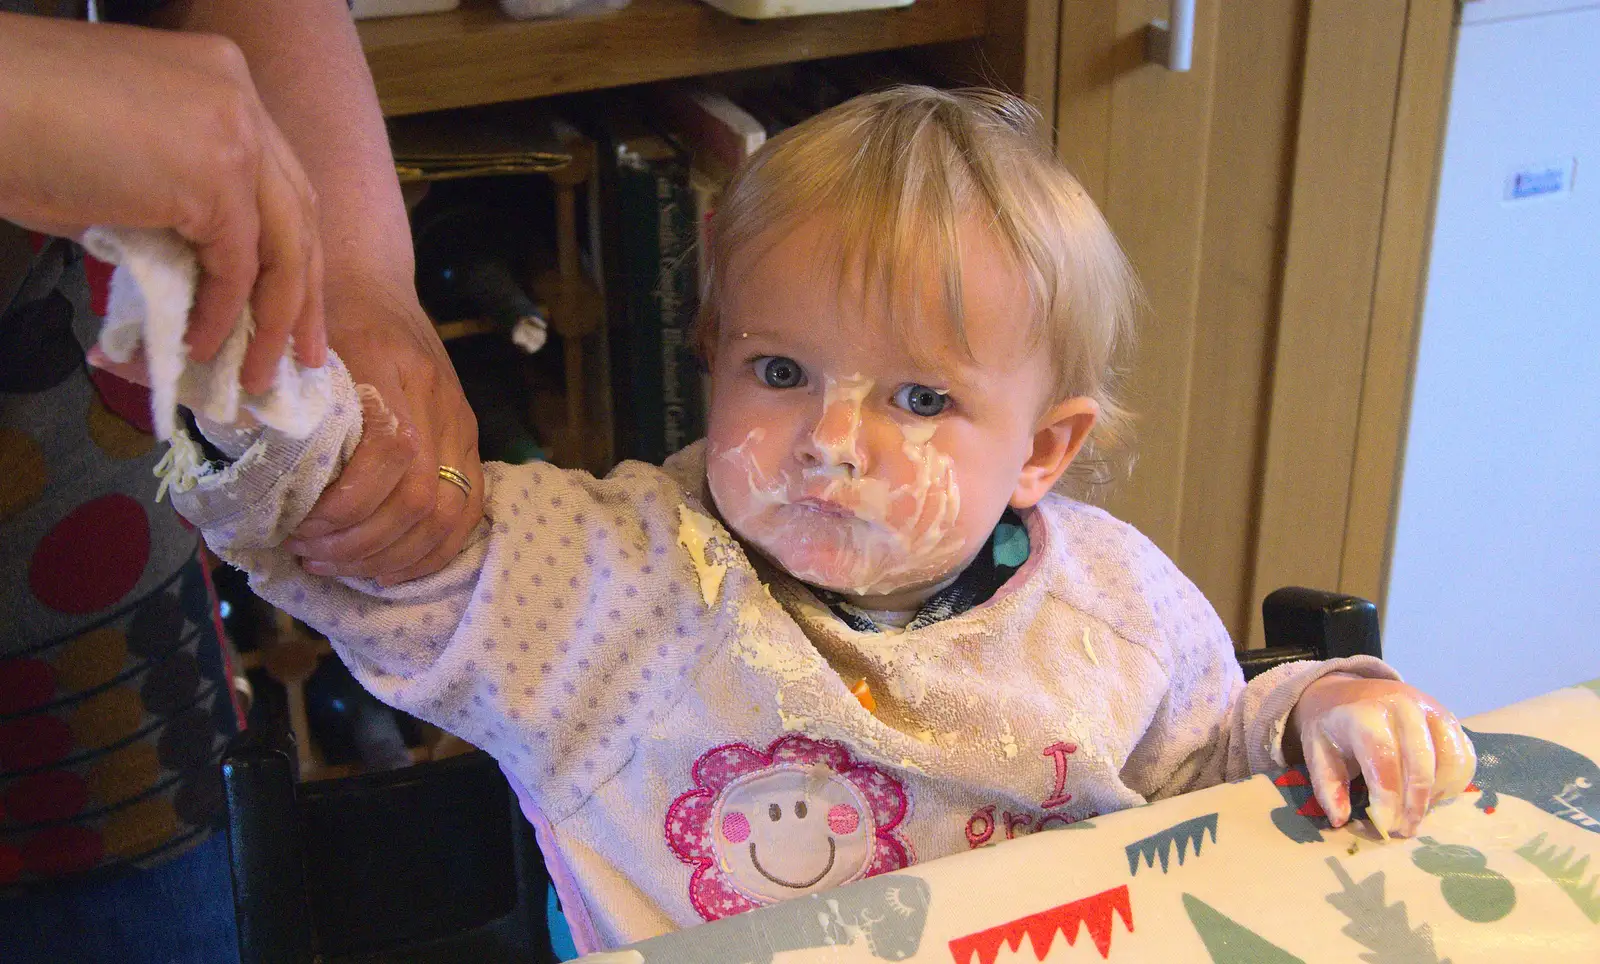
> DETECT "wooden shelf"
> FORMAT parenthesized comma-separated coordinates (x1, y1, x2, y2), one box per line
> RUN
(433, 318, 501, 342)
(359, 0, 987, 116)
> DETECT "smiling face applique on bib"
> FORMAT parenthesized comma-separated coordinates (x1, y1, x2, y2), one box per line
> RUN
(666, 734, 913, 920)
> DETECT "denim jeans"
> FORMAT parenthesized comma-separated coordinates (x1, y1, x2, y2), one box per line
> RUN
(0, 831, 240, 964)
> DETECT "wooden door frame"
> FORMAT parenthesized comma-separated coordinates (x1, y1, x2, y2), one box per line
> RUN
(1247, 0, 1459, 645)
(1336, 0, 1460, 617)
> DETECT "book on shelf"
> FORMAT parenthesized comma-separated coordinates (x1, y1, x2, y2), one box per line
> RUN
(555, 68, 927, 467)
(647, 83, 768, 183)
(646, 84, 768, 417)
(565, 96, 704, 467)
(646, 85, 767, 260)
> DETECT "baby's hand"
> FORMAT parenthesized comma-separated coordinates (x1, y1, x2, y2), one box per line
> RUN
(1289, 674, 1476, 839)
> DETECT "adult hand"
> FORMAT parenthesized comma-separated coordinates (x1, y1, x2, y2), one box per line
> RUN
(284, 286, 483, 586)
(1288, 674, 1477, 839)
(0, 13, 325, 389)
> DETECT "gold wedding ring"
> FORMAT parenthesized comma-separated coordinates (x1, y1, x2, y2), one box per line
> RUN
(437, 465, 472, 497)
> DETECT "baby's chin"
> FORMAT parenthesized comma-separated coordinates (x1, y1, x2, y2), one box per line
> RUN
(733, 515, 961, 600)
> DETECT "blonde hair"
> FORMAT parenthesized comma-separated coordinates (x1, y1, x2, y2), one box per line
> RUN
(698, 85, 1138, 487)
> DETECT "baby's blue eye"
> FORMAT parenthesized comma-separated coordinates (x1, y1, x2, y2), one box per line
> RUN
(894, 384, 948, 417)
(755, 356, 806, 389)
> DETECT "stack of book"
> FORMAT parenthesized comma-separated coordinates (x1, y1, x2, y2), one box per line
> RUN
(388, 103, 572, 184)
(558, 60, 938, 466)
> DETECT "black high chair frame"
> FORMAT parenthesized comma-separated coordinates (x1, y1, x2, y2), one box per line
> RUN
(221, 586, 1381, 964)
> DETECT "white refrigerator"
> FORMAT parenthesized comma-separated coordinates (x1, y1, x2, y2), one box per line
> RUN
(1384, 0, 1600, 715)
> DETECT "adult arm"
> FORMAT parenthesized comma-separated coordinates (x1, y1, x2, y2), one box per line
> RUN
(152, 0, 484, 584)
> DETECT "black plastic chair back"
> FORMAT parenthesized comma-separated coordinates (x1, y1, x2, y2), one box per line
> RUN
(1244, 586, 1383, 680)
(223, 737, 556, 964)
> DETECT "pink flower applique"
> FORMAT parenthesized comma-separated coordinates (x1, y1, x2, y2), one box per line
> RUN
(665, 733, 913, 921)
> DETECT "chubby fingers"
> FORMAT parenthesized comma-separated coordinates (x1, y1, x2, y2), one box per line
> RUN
(1325, 704, 1405, 838)
(1392, 699, 1437, 836)
(1298, 700, 1403, 839)
(1292, 674, 1479, 840)
(1430, 710, 1477, 804)
(1304, 730, 1356, 828)
(1377, 700, 1476, 835)
(1317, 699, 1466, 839)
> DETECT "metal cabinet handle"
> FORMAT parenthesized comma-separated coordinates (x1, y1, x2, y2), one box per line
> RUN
(1147, 0, 1196, 72)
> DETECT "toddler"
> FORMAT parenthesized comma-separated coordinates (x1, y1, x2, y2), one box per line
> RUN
(123, 87, 1474, 952)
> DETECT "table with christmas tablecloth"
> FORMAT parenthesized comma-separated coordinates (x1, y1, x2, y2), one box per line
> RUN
(579, 678, 1600, 963)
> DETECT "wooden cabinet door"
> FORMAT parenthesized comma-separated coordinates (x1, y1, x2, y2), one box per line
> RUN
(1053, 0, 1455, 646)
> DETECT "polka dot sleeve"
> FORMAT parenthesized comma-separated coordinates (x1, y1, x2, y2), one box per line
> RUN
(173, 360, 724, 814)
(1115, 530, 1401, 799)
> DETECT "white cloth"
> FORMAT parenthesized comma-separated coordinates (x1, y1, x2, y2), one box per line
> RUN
(81, 226, 331, 440)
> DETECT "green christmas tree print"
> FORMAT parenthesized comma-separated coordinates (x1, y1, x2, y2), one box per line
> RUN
(1324, 856, 1452, 964)
(1516, 832, 1600, 923)
(1410, 837, 1516, 922)
(1182, 894, 1304, 964)
(1126, 813, 1218, 876)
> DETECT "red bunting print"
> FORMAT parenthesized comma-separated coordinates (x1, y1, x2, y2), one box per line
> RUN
(949, 885, 1133, 964)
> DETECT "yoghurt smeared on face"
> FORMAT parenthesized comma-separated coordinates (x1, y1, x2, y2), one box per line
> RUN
(709, 373, 965, 598)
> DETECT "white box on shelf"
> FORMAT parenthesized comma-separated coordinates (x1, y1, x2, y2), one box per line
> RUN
(351, 0, 460, 19)
(696, 0, 913, 19)
(499, 0, 631, 19)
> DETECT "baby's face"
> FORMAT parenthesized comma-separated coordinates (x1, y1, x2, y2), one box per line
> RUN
(705, 216, 1064, 607)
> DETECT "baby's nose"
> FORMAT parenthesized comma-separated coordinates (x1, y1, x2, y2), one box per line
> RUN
(804, 397, 868, 474)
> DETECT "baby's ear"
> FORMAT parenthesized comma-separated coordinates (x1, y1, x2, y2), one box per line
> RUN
(1010, 397, 1098, 508)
